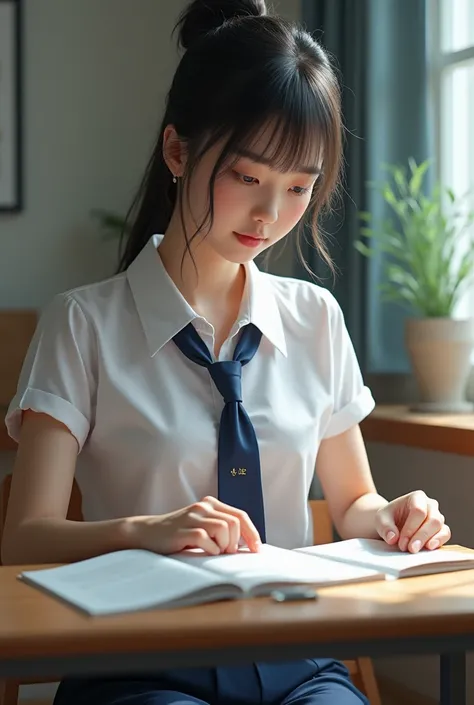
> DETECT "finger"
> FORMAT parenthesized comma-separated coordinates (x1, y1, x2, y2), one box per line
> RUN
(180, 527, 221, 555)
(221, 514, 240, 553)
(193, 499, 246, 552)
(231, 509, 261, 552)
(375, 508, 400, 544)
(201, 497, 262, 551)
(426, 525, 451, 550)
(398, 492, 429, 551)
(190, 515, 231, 552)
(413, 523, 451, 552)
(202, 511, 241, 553)
(406, 510, 445, 552)
(406, 499, 444, 552)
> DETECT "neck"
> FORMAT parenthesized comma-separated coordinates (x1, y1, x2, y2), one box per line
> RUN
(158, 219, 245, 312)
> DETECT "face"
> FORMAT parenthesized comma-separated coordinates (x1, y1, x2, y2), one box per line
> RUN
(167, 123, 322, 264)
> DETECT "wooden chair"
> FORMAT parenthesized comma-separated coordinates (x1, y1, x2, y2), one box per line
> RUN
(309, 499, 381, 704)
(0, 480, 381, 705)
(0, 311, 37, 453)
(0, 476, 83, 705)
(0, 311, 37, 411)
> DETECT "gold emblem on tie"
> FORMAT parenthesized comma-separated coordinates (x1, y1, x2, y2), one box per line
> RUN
(231, 468, 237, 476)
(230, 468, 247, 476)
(238, 468, 247, 476)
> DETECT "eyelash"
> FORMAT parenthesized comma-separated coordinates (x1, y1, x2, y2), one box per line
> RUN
(234, 172, 311, 196)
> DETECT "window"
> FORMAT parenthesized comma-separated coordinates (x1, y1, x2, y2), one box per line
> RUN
(428, 0, 474, 320)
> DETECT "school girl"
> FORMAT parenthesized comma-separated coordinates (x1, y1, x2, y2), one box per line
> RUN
(2, 1, 450, 703)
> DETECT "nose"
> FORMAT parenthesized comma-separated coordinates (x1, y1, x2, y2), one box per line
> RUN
(251, 189, 279, 225)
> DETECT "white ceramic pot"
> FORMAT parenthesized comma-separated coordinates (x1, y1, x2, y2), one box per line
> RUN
(405, 317, 474, 413)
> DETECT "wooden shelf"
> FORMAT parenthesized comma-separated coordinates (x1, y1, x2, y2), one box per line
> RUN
(361, 405, 474, 456)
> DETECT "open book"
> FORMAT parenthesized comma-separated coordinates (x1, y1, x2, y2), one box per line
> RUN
(18, 539, 474, 616)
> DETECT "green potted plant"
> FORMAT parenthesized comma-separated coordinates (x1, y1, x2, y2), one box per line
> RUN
(356, 158, 474, 412)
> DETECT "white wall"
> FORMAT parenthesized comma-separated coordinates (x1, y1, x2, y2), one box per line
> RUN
(0, 0, 302, 310)
(0, 0, 187, 309)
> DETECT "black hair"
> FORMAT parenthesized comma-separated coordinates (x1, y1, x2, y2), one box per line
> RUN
(117, 0, 342, 274)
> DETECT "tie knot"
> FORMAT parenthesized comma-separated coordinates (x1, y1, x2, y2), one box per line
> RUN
(208, 360, 242, 403)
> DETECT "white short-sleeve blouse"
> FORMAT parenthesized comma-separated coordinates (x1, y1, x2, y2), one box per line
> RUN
(6, 235, 375, 549)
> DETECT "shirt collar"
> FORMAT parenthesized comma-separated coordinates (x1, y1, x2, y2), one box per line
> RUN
(127, 234, 287, 358)
(246, 260, 287, 357)
(127, 235, 196, 357)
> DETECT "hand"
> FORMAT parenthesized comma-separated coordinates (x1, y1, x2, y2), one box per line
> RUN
(375, 490, 451, 553)
(128, 496, 261, 555)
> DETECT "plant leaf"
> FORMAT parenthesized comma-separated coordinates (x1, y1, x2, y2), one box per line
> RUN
(358, 158, 474, 316)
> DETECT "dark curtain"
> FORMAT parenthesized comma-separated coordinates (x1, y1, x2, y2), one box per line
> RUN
(300, 0, 432, 373)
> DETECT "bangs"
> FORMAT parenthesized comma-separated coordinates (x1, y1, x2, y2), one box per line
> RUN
(214, 68, 331, 177)
(233, 112, 324, 176)
(118, 10, 343, 274)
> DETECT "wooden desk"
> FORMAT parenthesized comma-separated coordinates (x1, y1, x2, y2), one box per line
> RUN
(0, 555, 473, 705)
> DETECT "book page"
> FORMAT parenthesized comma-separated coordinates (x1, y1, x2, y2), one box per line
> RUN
(297, 539, 474, 577)
(20, 549, 237, 615)
(173, 543, 382, 591)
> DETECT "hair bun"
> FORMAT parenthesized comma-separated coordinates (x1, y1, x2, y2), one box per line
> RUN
(175, 0, 267, 51)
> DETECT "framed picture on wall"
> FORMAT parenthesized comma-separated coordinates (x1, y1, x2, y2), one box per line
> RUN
(0, 0, 22, 212)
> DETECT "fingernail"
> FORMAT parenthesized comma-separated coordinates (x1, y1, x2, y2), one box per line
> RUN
(428, 539, 439, 550)
(386, 531, 396, 542)
(411, 540, 422, 553)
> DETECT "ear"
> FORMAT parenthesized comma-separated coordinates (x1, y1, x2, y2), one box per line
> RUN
(162, 124, 187, 178)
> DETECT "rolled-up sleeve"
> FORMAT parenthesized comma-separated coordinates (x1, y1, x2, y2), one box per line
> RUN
(322, 296, 375, 439)
(5, 293, 96, 451)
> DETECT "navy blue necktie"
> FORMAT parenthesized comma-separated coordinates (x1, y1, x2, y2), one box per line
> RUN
(173, 323, 266, 542)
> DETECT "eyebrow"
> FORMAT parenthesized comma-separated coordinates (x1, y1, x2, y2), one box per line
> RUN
(235, 149, 322, 176)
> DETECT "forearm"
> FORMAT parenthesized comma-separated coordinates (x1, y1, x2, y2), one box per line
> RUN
(1, 516, 138, 566)
(338, 492, 388, 540)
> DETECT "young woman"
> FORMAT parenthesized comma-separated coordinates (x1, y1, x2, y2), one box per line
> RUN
(2, 1, 450, 703)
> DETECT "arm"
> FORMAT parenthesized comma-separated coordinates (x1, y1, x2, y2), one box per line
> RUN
(315, 424, 451, 552)
(1, 411, 261, 566)
(315, 296, 449, 550)
(315, 424, 388, 540)
(1, 411, 136, 565)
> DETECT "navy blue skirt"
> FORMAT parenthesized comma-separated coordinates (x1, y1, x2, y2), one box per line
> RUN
(53, 659, 369, 704)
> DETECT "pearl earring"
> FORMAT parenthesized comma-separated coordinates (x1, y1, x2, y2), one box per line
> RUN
(172, 175, 177, 184)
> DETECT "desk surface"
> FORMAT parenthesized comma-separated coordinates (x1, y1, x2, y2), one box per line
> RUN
(2, 549, 474, 671)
